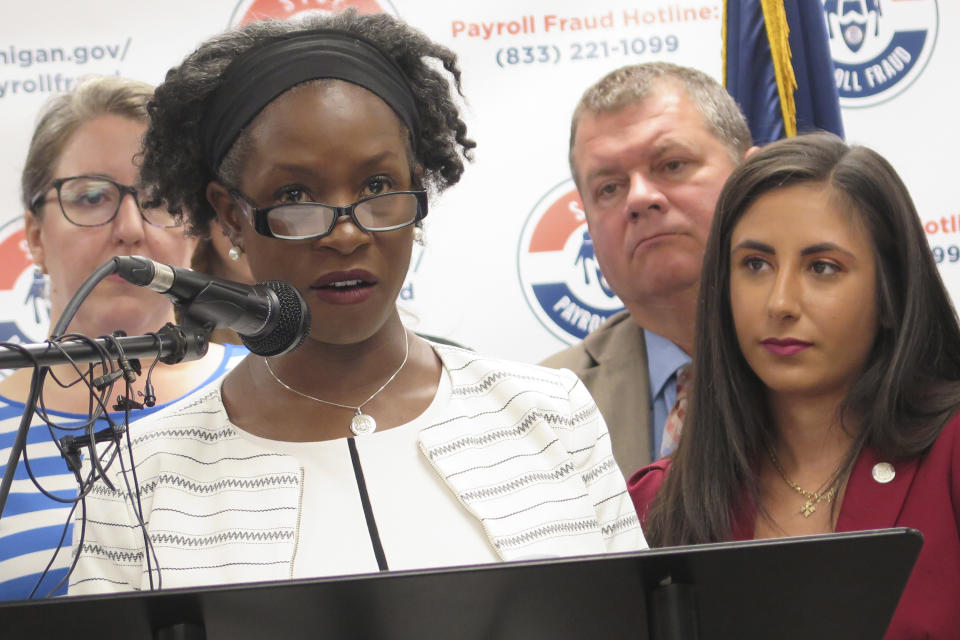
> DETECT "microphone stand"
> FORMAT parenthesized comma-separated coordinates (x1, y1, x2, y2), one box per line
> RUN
(0, 323, 208, 369)
(0, 322, 210, 521)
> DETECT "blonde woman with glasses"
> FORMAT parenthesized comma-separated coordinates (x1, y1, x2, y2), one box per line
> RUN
(0, 76, 245, 600)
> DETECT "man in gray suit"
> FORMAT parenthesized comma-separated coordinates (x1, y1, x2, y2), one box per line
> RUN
(542, 63, 753, 478)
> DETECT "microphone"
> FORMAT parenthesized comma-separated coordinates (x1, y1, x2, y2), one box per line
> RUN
(113, 255, 311, 357)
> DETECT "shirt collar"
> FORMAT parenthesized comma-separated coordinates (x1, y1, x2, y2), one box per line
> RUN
(644, 328, 691, 399)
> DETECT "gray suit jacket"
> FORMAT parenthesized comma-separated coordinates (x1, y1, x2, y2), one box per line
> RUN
(540, 310, 652, 478)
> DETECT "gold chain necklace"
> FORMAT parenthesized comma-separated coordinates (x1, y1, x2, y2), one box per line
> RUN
(765, 443, 837, 518)
(263, 329, 410, 436)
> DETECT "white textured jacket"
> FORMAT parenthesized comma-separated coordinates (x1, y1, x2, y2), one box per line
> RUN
(69, 344, 645, 594)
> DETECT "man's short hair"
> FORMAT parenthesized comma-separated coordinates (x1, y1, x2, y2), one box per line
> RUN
(569, 62, 752, 183)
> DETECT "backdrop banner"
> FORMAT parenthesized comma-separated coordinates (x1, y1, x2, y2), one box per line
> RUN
(0, 0, 953, 365)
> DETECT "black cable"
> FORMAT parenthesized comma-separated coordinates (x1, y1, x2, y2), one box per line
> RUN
(0, 257, 177, 599)
(43, 337, 120, 491)
(46, 486, 88, 598)
(42, 334, 112, 394)
(138, 333, 163, 408)
(37, 336, 114, 445)
(47, 439, 124, 599)
(17, 423, 81, 504)
(49, 332, 161, 592)
(3, 336, 152, 596)
(0, 347, 46, 518)
(1, 259, 118, 521)
(97, 331, 160, 588)
(27, 428, 123, 599)
(50, 260, 118, 338)
(15, 335, 124, 595)
(109, 333, 162, 592)
(28, 488, 79, 599)
(117, 433, 161, 590)
(0, 335, 116, 504)
(0, 345, 68, 503)
(39, 336, 114, 431)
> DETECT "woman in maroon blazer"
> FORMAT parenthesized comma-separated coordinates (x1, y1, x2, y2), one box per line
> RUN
(629, 133, 960, 639)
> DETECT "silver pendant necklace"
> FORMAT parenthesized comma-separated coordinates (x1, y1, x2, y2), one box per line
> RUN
(263, 329, 410, 436)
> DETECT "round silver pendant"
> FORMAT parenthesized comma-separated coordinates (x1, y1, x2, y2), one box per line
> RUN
(350, 412, 377, 436)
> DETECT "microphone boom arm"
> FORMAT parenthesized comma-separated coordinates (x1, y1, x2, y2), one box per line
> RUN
(0, 323, 209, 370)
(0, 324, 209, 522)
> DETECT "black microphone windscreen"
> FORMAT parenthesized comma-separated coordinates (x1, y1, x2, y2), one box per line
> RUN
(241, 280, 311, 357)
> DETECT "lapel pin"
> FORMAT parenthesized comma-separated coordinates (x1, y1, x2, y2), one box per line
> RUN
(872, 462, 896, 484)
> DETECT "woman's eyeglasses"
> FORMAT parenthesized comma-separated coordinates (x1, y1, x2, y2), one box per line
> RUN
(31, 175, 182, 228)
(229, 188, 428, 241)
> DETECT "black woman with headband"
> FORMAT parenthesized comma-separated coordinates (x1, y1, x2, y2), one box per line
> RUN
(70, 11, 644, 594)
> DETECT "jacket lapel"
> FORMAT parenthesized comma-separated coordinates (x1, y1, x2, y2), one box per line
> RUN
(417, 347, 607, 561)
(581, 312, 652, 475)
(835, 447, 919, 531)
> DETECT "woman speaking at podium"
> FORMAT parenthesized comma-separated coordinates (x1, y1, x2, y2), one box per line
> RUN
(630, 133, 960, 638)
(69, 10, 644, 594)
(0, 76, 245, 600)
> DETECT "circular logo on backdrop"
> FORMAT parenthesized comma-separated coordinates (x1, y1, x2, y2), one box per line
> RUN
(0, 218, 50, 370)
(517, 180, 624, 346)
(229, 0, 397, 25)
(823, 0, 938, 108)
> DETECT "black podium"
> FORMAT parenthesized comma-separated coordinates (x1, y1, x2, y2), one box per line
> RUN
(0, 528, 921, 640)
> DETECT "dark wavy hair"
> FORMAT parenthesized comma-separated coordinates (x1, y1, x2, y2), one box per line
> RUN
(139, 10, 475, 236)
(644, 132, 960, 546)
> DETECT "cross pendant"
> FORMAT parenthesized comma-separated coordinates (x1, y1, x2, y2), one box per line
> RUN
(801, 500, 816, 518)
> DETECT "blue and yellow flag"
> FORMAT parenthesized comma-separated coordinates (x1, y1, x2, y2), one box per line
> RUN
(723, 1, 845, 144)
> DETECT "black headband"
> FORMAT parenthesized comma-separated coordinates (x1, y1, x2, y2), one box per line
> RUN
(200, 29, 421, 172)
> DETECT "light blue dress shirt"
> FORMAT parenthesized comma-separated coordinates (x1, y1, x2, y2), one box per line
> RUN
(644, 329, 692, 457)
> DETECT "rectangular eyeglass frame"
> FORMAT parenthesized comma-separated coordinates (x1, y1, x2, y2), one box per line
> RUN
(30, 175, 181, 228)
(229, 189, 429, 241)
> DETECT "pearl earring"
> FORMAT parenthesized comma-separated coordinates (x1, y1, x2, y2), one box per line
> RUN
(228, 245, 244, 261)
(413, 226, 425, 246)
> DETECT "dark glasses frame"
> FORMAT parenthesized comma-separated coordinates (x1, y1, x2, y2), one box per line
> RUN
(228, 188, 428, 240)
(30, 175, 182, 228)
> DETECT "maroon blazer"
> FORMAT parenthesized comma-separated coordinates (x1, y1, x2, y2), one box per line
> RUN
(629, 413, 960, 640)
